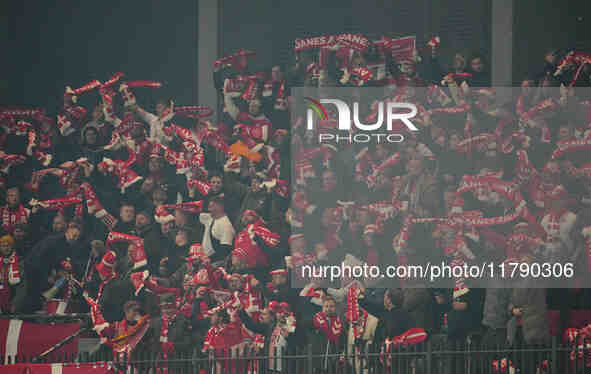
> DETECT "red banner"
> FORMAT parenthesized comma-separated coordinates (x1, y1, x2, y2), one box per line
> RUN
(2, 363, 115, 374)
(387, 36, 416, 61)
(0, 319, 81, 364)
(294, 33, 370, 52)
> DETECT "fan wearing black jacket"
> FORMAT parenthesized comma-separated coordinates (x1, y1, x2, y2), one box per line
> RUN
(238, 305, 296, 373)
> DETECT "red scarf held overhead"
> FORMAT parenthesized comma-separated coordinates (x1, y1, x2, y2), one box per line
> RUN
(0, 253, 20, 311)
(313, 312, 343, 344)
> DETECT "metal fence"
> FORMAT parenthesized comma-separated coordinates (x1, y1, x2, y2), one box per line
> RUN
(5, 334, 591, 374)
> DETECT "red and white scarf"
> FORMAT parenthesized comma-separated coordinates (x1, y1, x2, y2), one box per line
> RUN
(456, 176, 529, 227)
(97, 273, 117, 302)
(0, 253, 20, 312)
(514, 150, 538, 186)
(542, 208, 568, 242)
(313, 312, 343, 345)
(1, 205, 29, 234)
(98, 155, 142, 193)
(159, 311, 177, 362)
(176, 289, 198, 319)
(294, 33, 370, 53)
(551, 138, 591, 160)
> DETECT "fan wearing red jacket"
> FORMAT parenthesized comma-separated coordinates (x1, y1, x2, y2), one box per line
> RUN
(202, 308, 247, 374)
(85, 297, 157, 366)
(0, 234, 26, 314)
(309, 296, 345, 374)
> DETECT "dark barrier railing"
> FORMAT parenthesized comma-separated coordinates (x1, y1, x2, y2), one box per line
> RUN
(5, 334, 591, 374)
(0, 313, 90, 322)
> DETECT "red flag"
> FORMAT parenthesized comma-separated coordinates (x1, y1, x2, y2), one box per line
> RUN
(0, 319, 81, 364)
(2, 363, 115, 374)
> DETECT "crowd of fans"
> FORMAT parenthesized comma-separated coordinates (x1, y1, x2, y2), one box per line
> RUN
(1, 33, 591, 373)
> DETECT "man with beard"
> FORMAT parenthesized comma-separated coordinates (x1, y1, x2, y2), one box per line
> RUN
(309, 296, 345, 374)
(12, 223, 35, 258)
(26, 220, 89, 312)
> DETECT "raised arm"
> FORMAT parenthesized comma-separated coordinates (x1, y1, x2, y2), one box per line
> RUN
(223, 82, 242, 120)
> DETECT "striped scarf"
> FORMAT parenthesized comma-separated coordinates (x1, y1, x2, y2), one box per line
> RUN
(0, 253, 20, 311)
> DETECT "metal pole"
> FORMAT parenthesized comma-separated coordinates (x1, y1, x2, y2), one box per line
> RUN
(33, 327, 90, 362)
(426, 340, 432, 374)
(551, 336, 557, 374)
(307, 343, 313, 374)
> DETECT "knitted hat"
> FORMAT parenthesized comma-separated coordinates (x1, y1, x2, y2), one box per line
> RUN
(548, 185, 568, 200)
(363, 224, 380, 236)
(270, 269, 288, 277)
(96, 250, 117, 279)
(288, 233, 306, 246)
